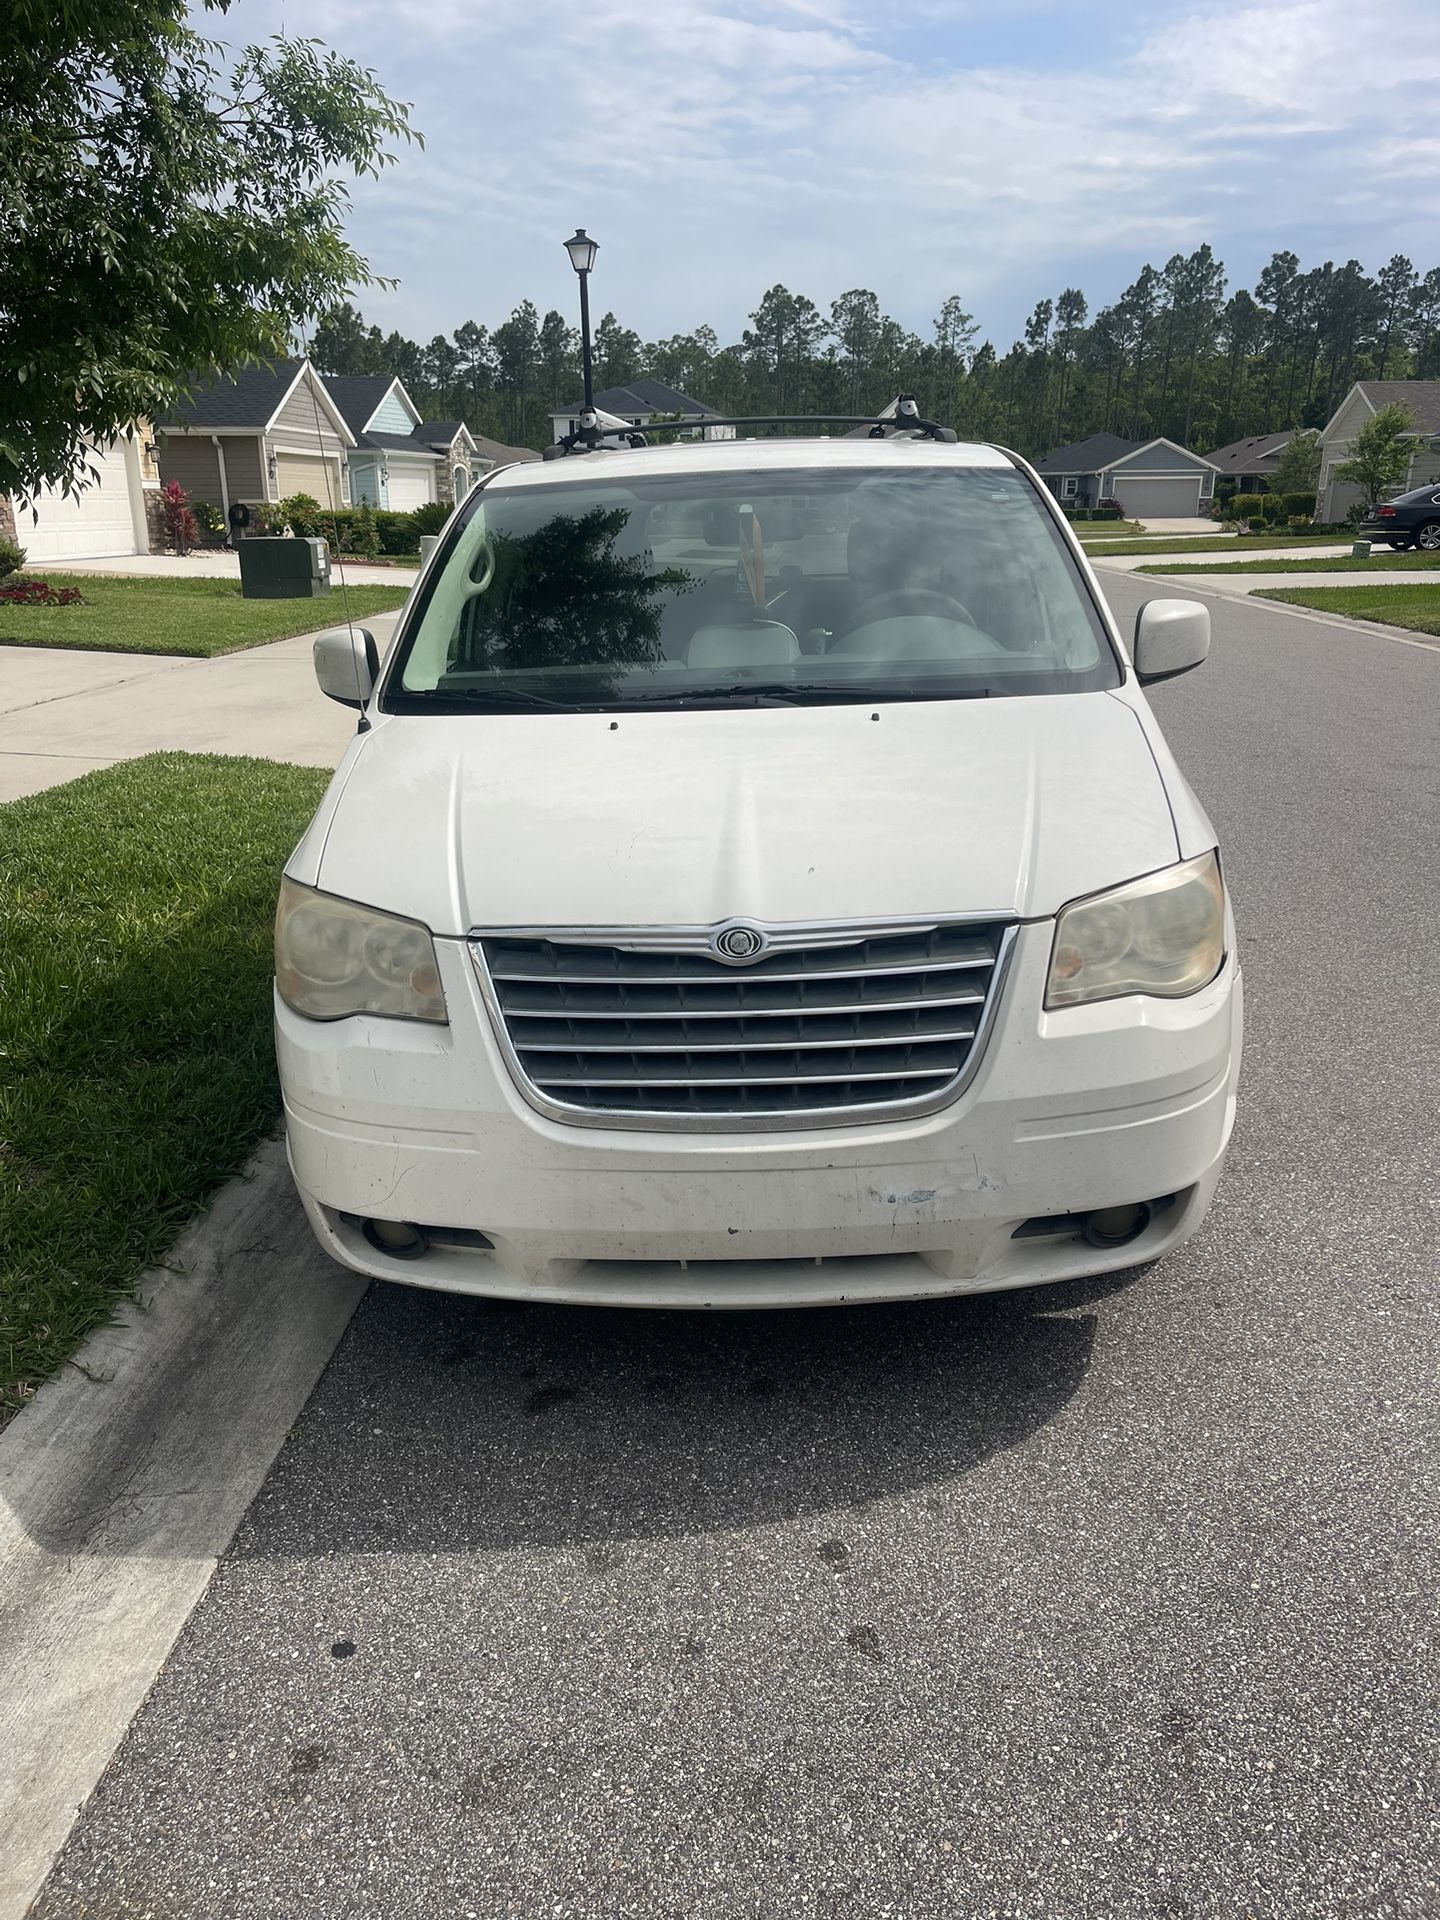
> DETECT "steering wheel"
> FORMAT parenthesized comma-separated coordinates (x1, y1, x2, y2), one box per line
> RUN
(838, 588, 977, 639)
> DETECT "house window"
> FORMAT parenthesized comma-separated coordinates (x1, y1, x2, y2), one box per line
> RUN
(1061, 477, 1079, 499)
(453, 465, 469, 500)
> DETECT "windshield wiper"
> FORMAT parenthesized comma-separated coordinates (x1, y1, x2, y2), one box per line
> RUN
(426, 685, 581, 711)
(623, 682, 992, 707)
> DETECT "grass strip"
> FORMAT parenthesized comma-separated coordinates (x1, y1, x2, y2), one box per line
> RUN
(1135, 554, 1440, 576)
(1253, 584, 1440, 637)
(0, 752, 329, 1420)
(0, 572, 407, 657)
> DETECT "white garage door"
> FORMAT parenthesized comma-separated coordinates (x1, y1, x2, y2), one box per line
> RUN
(274, 454, 344, 506)
(20, 441, 143, 561)
(1111, 474, 1203, 520)
(385, 464, 436, 511)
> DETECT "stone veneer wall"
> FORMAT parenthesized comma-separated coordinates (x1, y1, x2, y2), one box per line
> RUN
(0, 494, 17, 548)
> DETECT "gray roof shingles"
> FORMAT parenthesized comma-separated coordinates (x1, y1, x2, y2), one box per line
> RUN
(162, 359, 307, 430)
(1202, 431, 1295, 474)
(1032, 433, 1140, 475)
(322, 375, 400, 437)
(1353, 380, 1440, 436)
(554, 378, 716, 419)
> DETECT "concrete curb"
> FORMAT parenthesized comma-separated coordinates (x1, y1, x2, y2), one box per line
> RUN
(0, 1141, 365, 1919)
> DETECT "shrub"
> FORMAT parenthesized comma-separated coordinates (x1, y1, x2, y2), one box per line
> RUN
(0, 535, 27, 580)
(1287, 516, 1311, 533)
(374, 509, 418, 555)
(1247, 517, 1266, 533)
(274, 492, 324, 538)
(1090, 505, 1122, 521)
(411, 501, 449, 537)
(159, 479, 199, 555)
(1280, 491, 1316, 520)
(1231, 492, 1266, 523)
(352, 501, 381, 559)
(190, 499, 227, 542)
(0, 577, 84, 606)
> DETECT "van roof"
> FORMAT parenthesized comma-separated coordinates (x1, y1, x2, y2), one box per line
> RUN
(487, 434, 1016, 490)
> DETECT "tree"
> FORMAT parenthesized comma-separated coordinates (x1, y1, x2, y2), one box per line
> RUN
(1270, 429, 1322, 496)
(933, 296, 978, 425)
(311, 303, 386, 376)
(829, 291, 882, 412)
(1, 0, 416, 498)
(1375, 255, 1417, 378)
(1334, 403, 1415, 505)
(537, 311, 577, 408)
(594, 313, 642, 391)
(492, 301, 541, 440)
(453, 321, 495, 420)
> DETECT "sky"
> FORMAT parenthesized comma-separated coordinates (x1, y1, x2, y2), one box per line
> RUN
(235, 0, 1439, 352)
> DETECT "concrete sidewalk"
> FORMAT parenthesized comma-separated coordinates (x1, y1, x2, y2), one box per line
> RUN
(32, 552, 417, 589)
(0, 612, 398, 802)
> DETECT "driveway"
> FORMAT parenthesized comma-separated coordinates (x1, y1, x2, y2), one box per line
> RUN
(26, 582, 1440, 1918)
(0, 612, 398, 801)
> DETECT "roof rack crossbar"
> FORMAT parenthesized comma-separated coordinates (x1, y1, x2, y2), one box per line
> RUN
(542, 394, 958, 458)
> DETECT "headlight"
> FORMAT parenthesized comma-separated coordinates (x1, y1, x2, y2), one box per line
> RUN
(275, 878, 447, 1023)
(1046, 851, 1225, 1009)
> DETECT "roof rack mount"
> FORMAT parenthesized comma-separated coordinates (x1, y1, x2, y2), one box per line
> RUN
(542, 394, 958, 458)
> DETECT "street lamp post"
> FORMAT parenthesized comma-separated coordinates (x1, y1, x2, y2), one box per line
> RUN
(563, 228, 599, 420)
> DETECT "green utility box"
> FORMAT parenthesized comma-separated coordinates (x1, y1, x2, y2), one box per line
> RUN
(237, 536, 331, 599)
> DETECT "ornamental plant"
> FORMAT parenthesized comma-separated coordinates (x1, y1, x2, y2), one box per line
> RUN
(160, 480, 199, 555)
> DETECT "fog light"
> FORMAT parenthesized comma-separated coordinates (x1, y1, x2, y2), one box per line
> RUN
(1082, 1202, 1152, 1250)
(361, 1218, 429, 1260)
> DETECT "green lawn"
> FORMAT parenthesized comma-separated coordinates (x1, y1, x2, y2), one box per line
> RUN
(0, 572, 408, 657)
(0, 754, 329, 1421)
(1254, 584, 1440, 637)
(1074, 520, 1145, 539)
(1080, 533, 1349, 559)
(1136, 553, 1440, 576)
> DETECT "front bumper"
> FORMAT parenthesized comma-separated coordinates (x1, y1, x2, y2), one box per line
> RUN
(278, 924, 1242, 1307)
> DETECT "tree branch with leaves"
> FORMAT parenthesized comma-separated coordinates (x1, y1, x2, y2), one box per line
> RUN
(0, 0, 418, 498)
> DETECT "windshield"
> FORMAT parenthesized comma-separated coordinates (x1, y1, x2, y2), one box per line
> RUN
(384, 462, 1120, 712)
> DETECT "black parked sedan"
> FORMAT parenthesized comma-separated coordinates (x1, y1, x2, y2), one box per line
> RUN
(1359, 483, 1440, 551)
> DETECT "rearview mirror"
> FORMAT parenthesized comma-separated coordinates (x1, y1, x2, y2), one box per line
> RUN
(314, 626, 379, 709)
(1133, 599, 1209, 685)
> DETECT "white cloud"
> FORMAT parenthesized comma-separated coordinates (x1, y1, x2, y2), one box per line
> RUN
(238, 0, 1440, 344)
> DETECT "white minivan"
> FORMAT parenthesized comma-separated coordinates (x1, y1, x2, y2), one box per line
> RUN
(276, 415, 1241, 1308)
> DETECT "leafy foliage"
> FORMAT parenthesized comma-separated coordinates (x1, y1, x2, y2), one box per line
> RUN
(1334, 403, 1417, 504)
(0, 536, 26, 580)
(0, 578, 85, 606)
(312, 245, 1440, 463)
(0, 1, 417, 498)
(160, 479, 199, 555)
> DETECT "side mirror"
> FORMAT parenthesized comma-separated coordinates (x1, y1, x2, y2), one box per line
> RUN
(314, 626, 379, 709)
(1133, 599, 1210, 685)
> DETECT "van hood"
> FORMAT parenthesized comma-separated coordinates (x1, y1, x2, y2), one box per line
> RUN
(313, 694, 1178, 935)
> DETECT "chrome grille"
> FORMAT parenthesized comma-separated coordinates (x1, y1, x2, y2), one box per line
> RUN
(472, 919, 1015, 1129)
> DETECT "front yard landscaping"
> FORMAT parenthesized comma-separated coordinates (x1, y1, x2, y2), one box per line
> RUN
(0, 753, 329, 1421)
(1254, 584, 1440, 637)
(0, 572, 408, 657)
(1137, 553, 1440, 576)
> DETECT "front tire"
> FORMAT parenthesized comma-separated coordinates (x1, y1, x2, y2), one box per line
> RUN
(1415, 520, 1440, 552)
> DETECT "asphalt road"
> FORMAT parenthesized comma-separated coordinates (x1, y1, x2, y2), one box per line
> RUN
(33, 583, 1440, 1919)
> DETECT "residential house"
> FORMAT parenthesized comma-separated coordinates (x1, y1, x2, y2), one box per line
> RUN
(471, 433, 542, 474)
(1202, 431, 1299, 495)
(1, 424, 160, 562)
(549, 378, 719, 444)
(324, 376, 476, 510)
(1316, 381, 1440, 521)
(156, 360, 354, 517)
(1032, 434, 1219, 519)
